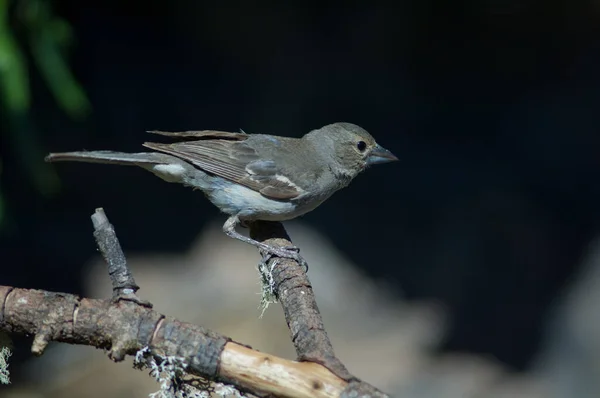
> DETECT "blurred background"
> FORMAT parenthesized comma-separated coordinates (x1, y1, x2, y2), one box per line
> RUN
(1, 0, 600, 397)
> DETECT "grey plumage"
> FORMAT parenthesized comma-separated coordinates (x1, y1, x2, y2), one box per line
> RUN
(45, 122, 398, 269)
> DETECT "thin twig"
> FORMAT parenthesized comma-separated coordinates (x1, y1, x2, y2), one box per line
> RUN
(248, 221, 352, 380)
(91, 208, 151, 307)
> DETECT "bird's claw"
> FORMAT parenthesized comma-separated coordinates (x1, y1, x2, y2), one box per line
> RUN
(259, 245, 308, 272)
(281, 245, 300, 253)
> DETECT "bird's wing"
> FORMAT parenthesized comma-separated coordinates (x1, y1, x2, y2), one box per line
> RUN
(143, 133, 303, 200)
(147, 130, 248, 140)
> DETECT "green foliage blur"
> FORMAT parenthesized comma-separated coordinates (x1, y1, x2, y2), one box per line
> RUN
(0, 0, 90, 226)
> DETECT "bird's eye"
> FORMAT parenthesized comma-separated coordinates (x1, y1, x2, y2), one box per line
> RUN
(357, 141, 367, 152)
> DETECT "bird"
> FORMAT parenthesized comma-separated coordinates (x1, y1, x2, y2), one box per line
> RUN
(45, 122, 398, 269)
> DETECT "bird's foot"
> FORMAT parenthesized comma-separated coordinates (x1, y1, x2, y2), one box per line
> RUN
(259, 244, 309, 272)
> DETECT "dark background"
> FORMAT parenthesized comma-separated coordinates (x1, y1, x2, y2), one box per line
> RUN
(2, 0, 600, 381)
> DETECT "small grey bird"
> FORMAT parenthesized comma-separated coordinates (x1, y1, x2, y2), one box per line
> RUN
(46, 122, 397, 269)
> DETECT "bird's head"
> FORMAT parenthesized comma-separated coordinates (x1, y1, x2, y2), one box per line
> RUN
(304, 122, 398, 179)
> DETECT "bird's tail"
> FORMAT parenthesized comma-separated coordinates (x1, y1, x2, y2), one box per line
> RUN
(45, 151, 164, 166)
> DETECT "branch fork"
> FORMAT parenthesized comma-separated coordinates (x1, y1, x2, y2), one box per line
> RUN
(0, 208, 389, 398)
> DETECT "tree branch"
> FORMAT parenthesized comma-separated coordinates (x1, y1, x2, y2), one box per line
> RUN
(0, 209, 389, 398)
(91, 208, 151, 307)
(248, 221, 352, 380)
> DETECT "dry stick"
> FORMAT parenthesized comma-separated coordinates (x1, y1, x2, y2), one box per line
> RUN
(248, 222, 388, 398)
(91, 208, 151, 307)
(248, 221, 352, 379)
(0, 209, 389, 398)
(0, 286, 351, 397)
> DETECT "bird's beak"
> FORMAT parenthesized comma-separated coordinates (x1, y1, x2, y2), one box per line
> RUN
(367, 144, 398, 165)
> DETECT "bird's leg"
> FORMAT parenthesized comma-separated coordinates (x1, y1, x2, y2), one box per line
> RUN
(222, 215, 309, 271)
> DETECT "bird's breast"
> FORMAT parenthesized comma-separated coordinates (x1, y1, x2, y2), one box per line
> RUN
(205, 179, 333, 222)
(205, 181, 294, 221)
